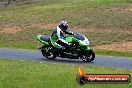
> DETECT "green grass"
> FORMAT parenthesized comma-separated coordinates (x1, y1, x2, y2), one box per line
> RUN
(0, 0, 132, 28)
(95, 49, 132, 58)
(0, 59, 131, 88)
(0, 27, 49, 49)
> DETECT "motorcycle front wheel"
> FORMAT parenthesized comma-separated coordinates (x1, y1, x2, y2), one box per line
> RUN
(80, 50, 95, 62)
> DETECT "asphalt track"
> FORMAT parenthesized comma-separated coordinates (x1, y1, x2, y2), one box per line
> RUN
(0, 48, 132, 69)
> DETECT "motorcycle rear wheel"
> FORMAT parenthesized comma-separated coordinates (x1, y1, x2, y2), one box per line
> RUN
(41, 46, 57, 59)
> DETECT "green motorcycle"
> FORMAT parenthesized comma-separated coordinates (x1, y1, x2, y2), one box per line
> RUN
(37, 32, 95, 62)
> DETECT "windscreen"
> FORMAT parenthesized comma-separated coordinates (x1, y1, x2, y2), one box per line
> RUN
(73, 32, 85, 40)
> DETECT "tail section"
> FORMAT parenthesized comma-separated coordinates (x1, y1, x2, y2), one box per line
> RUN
(37, 35, 50, 45)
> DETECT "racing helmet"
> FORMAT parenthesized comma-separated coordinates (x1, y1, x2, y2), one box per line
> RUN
(58, 20, 69, 32)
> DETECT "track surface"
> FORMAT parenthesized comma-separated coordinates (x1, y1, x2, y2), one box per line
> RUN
(0, 48, 132, 69)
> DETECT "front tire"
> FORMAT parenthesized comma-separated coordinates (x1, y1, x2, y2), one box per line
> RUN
(80, 50, 95, 62)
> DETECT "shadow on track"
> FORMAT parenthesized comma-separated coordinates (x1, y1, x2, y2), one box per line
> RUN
(40, 57, 94, 65)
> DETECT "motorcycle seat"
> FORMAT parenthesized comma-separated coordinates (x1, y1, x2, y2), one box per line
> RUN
(40, 35, 50, 42)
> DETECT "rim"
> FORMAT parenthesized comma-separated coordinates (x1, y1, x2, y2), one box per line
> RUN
(42, 48, 55, 59)
(47, 52, 54, 58)
(81, 54, 92, 62)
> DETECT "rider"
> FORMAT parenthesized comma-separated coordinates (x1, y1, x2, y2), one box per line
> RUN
(50, 20, 74, 50)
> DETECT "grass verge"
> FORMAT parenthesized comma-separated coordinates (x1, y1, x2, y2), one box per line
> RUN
(0, 59, 131, 88)
(0, 0, 132, 29)
(94, 49, 132, 58)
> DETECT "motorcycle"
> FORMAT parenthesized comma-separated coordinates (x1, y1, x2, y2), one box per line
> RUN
(37, 32, 95, 62)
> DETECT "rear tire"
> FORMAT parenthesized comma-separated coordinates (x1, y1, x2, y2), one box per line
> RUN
(80, 50, 95, 62)
(41, 46, 57, 59)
